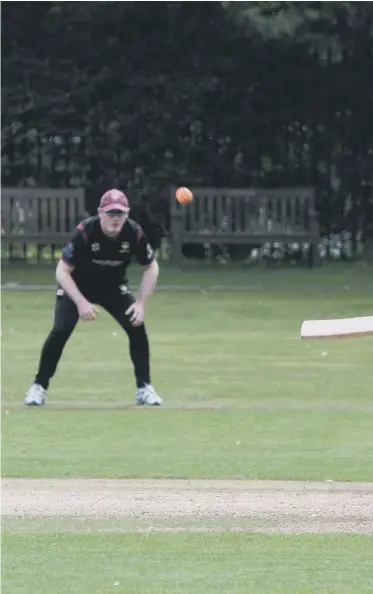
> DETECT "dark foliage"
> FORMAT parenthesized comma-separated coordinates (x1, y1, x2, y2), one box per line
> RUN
(2, 1, 373, 237)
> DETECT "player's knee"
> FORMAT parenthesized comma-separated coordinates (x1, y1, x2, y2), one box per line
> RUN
(128, 324, 148, 342)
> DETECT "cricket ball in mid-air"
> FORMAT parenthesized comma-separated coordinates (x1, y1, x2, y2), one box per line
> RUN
(176, 187, 193, 205)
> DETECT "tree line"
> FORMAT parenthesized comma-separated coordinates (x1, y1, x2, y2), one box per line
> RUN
(2, 1, 373, 236)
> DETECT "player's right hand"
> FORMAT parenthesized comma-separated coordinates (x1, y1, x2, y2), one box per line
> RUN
(77, 299, 99, 321)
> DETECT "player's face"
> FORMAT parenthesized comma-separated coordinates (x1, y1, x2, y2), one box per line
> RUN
(99, 209, 128, 236)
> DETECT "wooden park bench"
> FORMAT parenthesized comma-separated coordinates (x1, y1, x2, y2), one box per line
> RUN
(1, 187, 86, 261)
(170, 186, 320, 267)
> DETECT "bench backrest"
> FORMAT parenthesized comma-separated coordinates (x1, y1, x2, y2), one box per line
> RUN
(1, 187, 86, 236)
(170, 187, 316, 235)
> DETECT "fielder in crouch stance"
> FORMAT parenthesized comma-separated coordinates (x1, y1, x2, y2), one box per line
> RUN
(25, 189, 162, 407)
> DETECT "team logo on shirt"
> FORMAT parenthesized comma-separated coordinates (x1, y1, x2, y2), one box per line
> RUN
(91, 242, 100, 252)
(119, 241, 130, 253)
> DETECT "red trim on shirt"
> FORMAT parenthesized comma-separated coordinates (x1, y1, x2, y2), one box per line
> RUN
(76, 223, 88, 244)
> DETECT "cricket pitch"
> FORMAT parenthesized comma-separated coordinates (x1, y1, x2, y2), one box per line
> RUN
(2, 479, 373, 534)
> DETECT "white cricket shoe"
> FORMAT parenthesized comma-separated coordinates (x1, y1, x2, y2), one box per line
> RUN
(24, 383, 47, 406)
(136, 384, 162, 406)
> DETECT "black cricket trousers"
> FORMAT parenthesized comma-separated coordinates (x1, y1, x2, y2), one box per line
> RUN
(35, 290, 151, 390)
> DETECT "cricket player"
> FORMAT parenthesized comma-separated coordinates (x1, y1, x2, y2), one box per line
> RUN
(25, 189, 162, 407)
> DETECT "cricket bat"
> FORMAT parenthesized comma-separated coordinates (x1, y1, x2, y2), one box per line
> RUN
(301, 316, 373, 339)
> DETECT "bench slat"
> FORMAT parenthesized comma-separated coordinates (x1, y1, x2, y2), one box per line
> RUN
(1, 187, 86, 260)
(169, 186, 320, 266)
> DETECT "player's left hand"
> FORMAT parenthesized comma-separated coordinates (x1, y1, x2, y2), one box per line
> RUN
(126, 300, 145, 326)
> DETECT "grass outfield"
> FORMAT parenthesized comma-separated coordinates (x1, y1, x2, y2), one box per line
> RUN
(2, 259, 373, 289)
(3, 533, 373, 594)
(2, 283, 373, 480)
(2, 264, 373, 593)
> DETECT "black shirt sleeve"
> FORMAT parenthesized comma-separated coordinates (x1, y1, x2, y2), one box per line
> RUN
(61, 226, 88, 267)
(135, 227, 156, 266)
